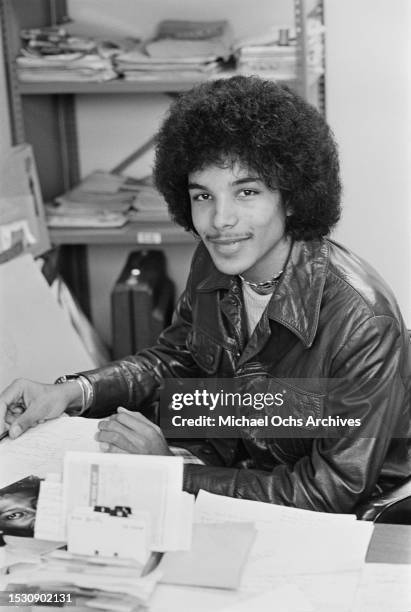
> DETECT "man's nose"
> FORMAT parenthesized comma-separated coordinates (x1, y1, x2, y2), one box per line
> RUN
(212, 197, 237, 230)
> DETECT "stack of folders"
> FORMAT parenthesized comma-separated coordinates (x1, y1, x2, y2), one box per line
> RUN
(46, 171, 170, 229)
(16, 27, 118, 83)
(235, 27, 297, 80)
(115, 20, 234, 82)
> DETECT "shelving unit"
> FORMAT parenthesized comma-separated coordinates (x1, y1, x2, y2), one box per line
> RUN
(1, 0, 324, 318)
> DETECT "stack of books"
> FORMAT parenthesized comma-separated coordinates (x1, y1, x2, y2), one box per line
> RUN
(235, 28, 297, 80)
(115, 20, 233, 82)
(16, 27, 118, 82)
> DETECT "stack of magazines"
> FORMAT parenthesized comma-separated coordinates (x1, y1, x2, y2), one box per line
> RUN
(16, 27, 118, 82)
(115, 19, 233, 82)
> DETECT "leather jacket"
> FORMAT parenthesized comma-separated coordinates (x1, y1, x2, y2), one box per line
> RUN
(82, 238, 411, 513)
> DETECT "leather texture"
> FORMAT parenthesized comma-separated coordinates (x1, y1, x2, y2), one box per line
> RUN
(81, 238, 411, 513)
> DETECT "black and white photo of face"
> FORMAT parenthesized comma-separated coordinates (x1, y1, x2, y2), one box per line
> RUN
(0, 476, 40, 537)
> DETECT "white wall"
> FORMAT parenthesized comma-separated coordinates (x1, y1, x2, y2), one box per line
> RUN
(325, 0, 411, 323)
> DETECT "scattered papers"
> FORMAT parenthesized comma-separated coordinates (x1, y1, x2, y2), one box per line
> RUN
(219, 583, 314, 612)
(352, 563, 411, 611)
(195, 491, 374, 593)
(0, 253, 95, 392)
(0, 417, 99, 488)
(159, 522, 256, 589)
(63, 452, 190, 551)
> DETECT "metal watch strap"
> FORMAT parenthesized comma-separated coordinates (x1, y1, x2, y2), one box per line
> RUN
(54, 375, 86, 417)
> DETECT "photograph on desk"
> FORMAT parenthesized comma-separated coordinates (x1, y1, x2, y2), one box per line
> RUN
(0, 0, 410, 610)
(0, 476, 40, 537)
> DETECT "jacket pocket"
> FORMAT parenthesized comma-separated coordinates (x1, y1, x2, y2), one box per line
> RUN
(187, 328, 222, 375)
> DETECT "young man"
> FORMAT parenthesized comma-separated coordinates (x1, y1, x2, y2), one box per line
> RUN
(1, 77, 410, 513)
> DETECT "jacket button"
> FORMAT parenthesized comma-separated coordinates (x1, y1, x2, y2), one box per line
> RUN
(205, 354, 214, 364)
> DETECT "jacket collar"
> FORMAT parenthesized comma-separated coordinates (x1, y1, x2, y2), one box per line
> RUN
(197, 239, 330, 348)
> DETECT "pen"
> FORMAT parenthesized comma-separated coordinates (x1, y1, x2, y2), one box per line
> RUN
(0, 430, 9, 442)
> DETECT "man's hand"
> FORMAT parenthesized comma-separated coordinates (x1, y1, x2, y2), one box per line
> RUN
(96, 407, 173, 456)
(0, 378, 81, 438)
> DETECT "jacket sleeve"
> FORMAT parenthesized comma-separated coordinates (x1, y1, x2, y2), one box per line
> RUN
(183, 315, 411, 512)
(78, 254, 201, 419)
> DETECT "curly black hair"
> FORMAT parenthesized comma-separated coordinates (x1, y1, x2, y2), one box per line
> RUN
(154, 75, 341, 241)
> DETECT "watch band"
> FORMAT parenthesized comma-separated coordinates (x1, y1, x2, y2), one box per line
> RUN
(54, 375, 93, 416)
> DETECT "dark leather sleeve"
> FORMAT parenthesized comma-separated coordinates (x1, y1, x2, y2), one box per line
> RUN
(183, 316, 411, 513)
(78, 252, 201, 419)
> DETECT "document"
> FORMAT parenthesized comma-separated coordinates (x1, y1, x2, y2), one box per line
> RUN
(63, 452, 188, 551)
(159, 522, 256, 589)
(0, 416, 99, 488)
(195, 491, 374, 593)
(0, 253, 95, 392)
(351, 563, 411, 611)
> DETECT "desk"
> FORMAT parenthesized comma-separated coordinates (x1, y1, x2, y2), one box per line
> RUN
(4, 524, 410, 612)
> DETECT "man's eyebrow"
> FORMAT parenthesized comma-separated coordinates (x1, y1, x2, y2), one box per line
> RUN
(188, 177, 261, 190)
(187, 182, 208, 190)
(232, 177, 261, 185)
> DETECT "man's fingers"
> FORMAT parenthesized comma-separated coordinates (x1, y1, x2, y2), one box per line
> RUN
(9, 409, 40, 439)
(0, 379, 24, 433)
(96, 426, 145, 453)
(115, 408, 159, 433)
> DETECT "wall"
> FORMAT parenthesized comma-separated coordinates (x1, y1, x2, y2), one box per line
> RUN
(325, 0, 411, 323)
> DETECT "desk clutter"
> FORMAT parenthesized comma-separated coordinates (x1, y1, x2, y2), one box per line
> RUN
(15, 19, 304, 84)
(1, 417, 409, 611)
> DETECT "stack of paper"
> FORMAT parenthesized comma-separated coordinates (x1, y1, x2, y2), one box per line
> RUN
(46, 171, 169, 228)
(6, 550, 162, 612)
(116, 20, 233, 82)
(16, 27, 118, 82)
(235, 28, 297, 79)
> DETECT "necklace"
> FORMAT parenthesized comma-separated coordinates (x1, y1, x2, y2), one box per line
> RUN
(239, 269, 283, 295)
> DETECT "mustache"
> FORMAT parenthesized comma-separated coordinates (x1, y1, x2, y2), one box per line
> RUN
(206, 232, 253, 241)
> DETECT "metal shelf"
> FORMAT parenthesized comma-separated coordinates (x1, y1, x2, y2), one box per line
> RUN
(49, 220, 197, 246)
(18, 72, 296, 96)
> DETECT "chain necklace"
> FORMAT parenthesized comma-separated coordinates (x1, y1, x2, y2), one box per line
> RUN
(239, 269, 283, 295)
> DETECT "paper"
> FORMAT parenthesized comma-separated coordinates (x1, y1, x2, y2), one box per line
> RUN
(219, 583, 314, 612)
(34, 476, 66, 541)
(0, 416, 99, 488)
(159, 522, 256, 589)
(63, 452, 187, 551)
(352, 563, 411, 611)
(0, 253, 95, 392)
(194, 491, 374, 593)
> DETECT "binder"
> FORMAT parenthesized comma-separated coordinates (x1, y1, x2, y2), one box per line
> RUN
(111, 250, 174, 359)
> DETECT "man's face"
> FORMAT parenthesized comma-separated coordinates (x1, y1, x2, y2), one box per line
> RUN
(0, 490, 37, 532)
(189, 162, 291, 281)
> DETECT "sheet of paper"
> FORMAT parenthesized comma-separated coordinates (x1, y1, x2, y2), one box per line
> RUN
(351, 563, 411, 611)
(63, 452, 185, 551)
(194, 491, 374, 592)
(0, 416, 100, 488)
(159, 522, 256, 589)
(0, 253, 95, 392)
(220, 583, 315, 612)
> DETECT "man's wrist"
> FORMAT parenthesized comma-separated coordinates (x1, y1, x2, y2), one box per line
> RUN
(54, 375, 94, 416)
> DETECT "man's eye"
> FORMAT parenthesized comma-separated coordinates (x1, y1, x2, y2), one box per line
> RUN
(192, 193, 211, 202)
(239, 189, 258, 197)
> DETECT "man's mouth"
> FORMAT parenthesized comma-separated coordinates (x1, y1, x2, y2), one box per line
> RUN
(207, 235, 251, 255)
